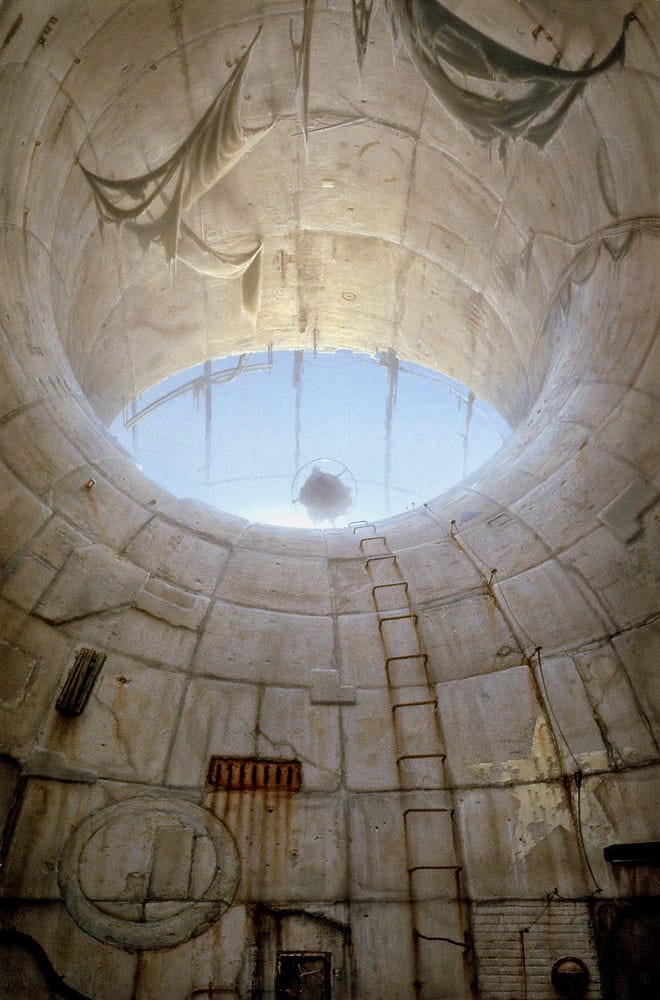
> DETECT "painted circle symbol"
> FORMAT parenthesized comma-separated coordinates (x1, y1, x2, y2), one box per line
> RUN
(58, 797, 240, 950)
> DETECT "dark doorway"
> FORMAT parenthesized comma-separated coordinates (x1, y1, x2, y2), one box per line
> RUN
(596, 900, 660, 1000)
(275, 952, 331, 1000)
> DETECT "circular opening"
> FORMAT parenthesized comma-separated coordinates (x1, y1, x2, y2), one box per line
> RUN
(108, 349, 510, 527)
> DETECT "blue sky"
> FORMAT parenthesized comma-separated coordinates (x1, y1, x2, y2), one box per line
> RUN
(109, 350, 509, 527)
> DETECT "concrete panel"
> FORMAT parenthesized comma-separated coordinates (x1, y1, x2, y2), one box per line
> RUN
(240, 523, 326, 556)
(0, 407, 84, 496)
(328, 557, 375, 614)
(530, 654, 609, 772)
(611, 620, 660, 746)
(597, 388, 660, 481)
(0, 602, 71, 756)
(397, 541, 483, 606)
(216, 792, 347, 904)
(218, 548, 331, 614)
(35, 545, 148, 624)
(166, 678, 260, 787)
(598, 478, 658, 543)
(562, 524, 659, 629)
(405, 807, 455, 870)
(126, 516, 229, 594)
(351, 902, 415, 1000)
(342, 689, 399, 792)
(1, 553, 57, 612)
(65, 607, 197, 670)
(131, 905, 248, 1000)
(6, 903, 138, 1000)
(453, 512, 550, 580)
(337, 612, 388, 688)
(257, 686, 341, 792)
(40, 656, 187, 784)
(416, 932, 470, 1000)
(30, 516, 89, 568)
(299, 120, 414, 241)
(513, 418, 590, 483)
(194, 601, 334, 685)
(348, 792, 409, 899)
(0, 461, 50, 563)
(2, 779, 108, 898)
(574, 648, 659, 766)
(496, 560, 605, 655)
(50, 465, 152, 551)
(455, 782, 588, 899)
(420, 593, 521, 682)
(437, 664, 561, 786)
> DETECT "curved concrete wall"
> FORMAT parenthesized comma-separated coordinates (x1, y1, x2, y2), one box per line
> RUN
(0, 2, 658, 998)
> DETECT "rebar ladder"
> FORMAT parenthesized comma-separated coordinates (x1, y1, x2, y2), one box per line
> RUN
(351, 523, 472, 999)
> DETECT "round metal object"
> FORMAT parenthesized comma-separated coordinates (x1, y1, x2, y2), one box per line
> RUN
(551, 956, 590, 997)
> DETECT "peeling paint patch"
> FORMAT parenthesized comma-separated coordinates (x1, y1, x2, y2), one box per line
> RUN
(576, 776, 618, 848)
(468, 716, 559, 785)
(510, 781, 572, 860)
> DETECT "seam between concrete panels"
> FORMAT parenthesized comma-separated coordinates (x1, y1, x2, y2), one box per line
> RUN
(17, 607, 654, 687)
(158, 520, 252, 786)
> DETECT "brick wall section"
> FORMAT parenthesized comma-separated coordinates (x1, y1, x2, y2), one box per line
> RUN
(473, 900, 601, 999)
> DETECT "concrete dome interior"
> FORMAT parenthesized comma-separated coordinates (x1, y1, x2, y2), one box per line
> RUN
(0, 2, 658, 999)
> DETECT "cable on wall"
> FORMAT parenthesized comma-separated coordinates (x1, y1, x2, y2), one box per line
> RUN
(535, 647, 602, 894)
(448, 517, 538, 654)
(519, 889, 558, 1000)
(435, 511, 604, 895)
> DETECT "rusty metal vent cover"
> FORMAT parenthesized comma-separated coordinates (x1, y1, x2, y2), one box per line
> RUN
(56, 647, 106, 716)
(207, 756, 301, 792)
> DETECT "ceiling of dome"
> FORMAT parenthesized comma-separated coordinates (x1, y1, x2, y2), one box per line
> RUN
(1, 0, 657, 457)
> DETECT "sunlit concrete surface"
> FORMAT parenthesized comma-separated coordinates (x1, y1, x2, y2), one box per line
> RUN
(0, 2, 658, 998)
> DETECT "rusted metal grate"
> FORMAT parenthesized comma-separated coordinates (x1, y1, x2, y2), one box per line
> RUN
(56, 647, 106, 716)
(207, 756, 301, 792)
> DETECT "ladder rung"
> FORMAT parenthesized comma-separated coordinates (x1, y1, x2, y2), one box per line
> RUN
(398, 753, 447, 764)
(359, 535, 388, 552)
(404, 806, 452, 819)
(385, 654, 428, 682)
(379, 613, 417, 633)
(386, 656, 427, 680)
(392, 700, 436, 712)
(408, 865, 462, 873)
(366, 553, 397, 567)
(386, 654, 428, 667)
(373, 581, 408, 595)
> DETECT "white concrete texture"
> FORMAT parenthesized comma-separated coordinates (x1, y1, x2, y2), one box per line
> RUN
(0, 1, 657, 998)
